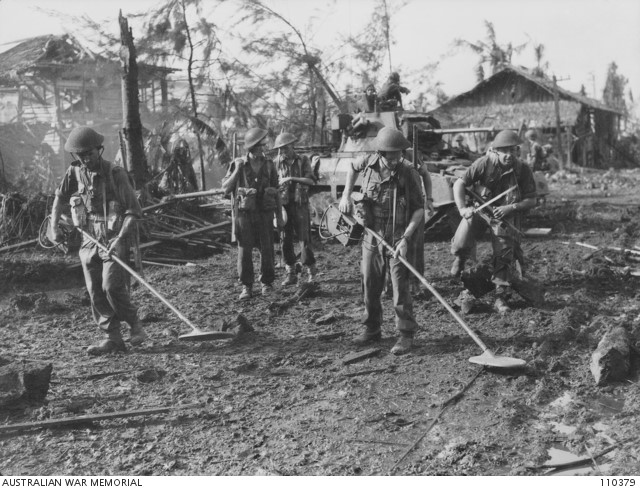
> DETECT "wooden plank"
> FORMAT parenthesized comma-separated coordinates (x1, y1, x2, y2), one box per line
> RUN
(524, 228, 552, 237)
(0, 239, 38, 254)
(0, 402, 204, 433)
(341, 348, 381, 365)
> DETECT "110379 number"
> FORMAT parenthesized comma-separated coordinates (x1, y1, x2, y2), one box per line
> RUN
(601, 479, 636, 486)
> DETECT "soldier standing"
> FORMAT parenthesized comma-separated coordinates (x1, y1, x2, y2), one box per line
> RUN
(222, 128, 283, 300)
(357, 84, 377, 113)
(525, 129, 545, 171)
(49, 126, 146, 355)
(377, 72, 410, 110)
(339, 128, 425, 355)
(449, 130, 537, 313)
(273, 132, 318, 285)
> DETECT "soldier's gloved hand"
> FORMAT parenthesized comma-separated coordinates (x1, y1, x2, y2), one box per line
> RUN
(338, 196, 352, 214)
(394, 236, 408, 259)
(493, 205, 514, 220)
(460, 207, 475, 220)
(107, 236, 122, 256)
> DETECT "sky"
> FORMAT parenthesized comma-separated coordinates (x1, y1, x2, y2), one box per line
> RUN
(0, 0, 639, 114)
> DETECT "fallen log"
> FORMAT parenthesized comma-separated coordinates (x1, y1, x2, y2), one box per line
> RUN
(0, 402, 204, 433)
(590, 326, 631, 385)
(163, 189, 225, 201)
(562, 241, 640, 257)
(0, 238, 38, 254)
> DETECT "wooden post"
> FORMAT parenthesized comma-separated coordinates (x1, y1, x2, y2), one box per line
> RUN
(53, 78, 66, 176)
(565, 125, 573, 168)
(118, 10, 149, 189)
(552, 75, 564, 170)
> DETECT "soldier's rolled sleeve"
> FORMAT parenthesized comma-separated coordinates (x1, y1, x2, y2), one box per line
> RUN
(461, 158, 486, 186)
(406, 168, 425, 213)
(351, 155, 368, 173)
(518, 164, 537, 200)
(55, 166, 78, 201)
(300, 155, 315, 182)
(113, 169, 142, 218)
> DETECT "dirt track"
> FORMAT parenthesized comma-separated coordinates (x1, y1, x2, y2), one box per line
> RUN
(1, 169, 639, 476)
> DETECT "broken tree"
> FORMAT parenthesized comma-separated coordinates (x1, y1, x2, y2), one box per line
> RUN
(119, 10, 149, 189)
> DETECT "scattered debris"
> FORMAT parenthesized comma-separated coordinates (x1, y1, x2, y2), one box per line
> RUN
(590, 326, 631, 385)
(341, 348, 381, 365)
(0, 360, 52, 408)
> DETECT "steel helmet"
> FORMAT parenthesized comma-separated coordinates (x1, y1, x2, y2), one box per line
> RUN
(64, 126, 104, 153)
(244, 128, 268, 149)
(273, 132, 298, 150)
(525, 129, 538, 140)
(374, 127, 411, 152)
(491, 130, 522, 149)
(390, 72, 400, 83)
(455, 134, 464, 142)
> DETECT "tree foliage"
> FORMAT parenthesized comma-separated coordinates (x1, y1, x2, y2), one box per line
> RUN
(602, 61, 628, 114)
(453, 20, 527, 82)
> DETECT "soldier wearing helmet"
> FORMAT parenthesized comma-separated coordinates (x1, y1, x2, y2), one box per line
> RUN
(524, 129, 546, 171)
(450, 129, 537, 314)
(49, 126, 146, 355)
(339, 127, 425, 355)
(273, 132, 318, 286)
(377, 72, 410, 110)
(452, 134, 471, 157)
(222, 127, 283, 300)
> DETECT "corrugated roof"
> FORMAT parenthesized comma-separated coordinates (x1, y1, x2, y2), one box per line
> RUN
(430, 100, 583, 129)
(439, 65, 623, 115)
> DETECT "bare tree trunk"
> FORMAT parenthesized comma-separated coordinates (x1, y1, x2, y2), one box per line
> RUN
(382, 0, 392, 72)
(181, 0, 207, 191)
(118, 10, 149, 189)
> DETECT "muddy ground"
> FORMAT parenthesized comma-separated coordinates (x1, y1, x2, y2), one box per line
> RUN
(1, 167, 639, 476)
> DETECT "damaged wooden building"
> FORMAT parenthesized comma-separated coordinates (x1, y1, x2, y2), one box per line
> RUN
(0, 34, 174, 189)
(429, 65, 625, 168)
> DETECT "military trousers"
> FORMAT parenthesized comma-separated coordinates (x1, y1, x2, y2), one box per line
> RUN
(236, 209, 275, 287)
(281, 203, 315, 267)
(361, 236, 419, 336)
(79, 232, 137, 336)
(450, 214, 524, 286)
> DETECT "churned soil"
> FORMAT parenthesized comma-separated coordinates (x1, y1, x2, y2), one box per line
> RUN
(0, 167, 639, 476)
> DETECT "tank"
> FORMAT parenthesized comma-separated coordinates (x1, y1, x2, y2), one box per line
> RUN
(297, 109, 549, 240)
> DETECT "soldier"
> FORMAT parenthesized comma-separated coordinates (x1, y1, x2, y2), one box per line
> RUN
(525, 129, 545, 171)
(449, 129, 537, 313)
(452, 134, 471, 157)
(273, 132, 318, 285)
(339, 127, 425, 355)
(49, 126, 146, 355)
(159, 139, 199, 195)
(357, 84, 377, 113)
(377, 72, 410, 110)
(222, 128, 283, 300)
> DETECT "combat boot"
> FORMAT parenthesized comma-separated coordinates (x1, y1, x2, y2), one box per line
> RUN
(87, 333, 126, 356)
(450, 256, 466, 277)
(261, 283, 273, 295)
(390, 335, 413, 356)
(239, 285, 252, 300)
(305, 264, 318, 283)
(281, 265, 297, 286)
(128, 321, 148, 346)
(353, 327, 382, 345)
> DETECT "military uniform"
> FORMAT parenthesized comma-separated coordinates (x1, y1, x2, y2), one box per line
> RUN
(352, 154, 424, 337)
(55, 159, 141, 337)
(451, 151, 536, 286)
(527, 140, 546, 171)
(225, 155, 279, 289)
(276, 152, 316, 271)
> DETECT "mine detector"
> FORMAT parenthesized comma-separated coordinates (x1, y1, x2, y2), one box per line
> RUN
(300, 109, 550, 242)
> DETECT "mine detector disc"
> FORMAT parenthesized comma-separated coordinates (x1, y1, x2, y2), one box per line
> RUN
(469, 352, 527, 369)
